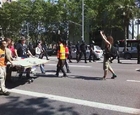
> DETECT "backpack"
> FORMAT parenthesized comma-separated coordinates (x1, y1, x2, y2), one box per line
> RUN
(104, 45, 117, 59)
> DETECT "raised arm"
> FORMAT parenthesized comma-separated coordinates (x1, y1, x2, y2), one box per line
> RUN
(100, 31, 110, 45)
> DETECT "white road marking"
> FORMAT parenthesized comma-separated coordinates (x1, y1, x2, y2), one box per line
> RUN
(127, 80, 140, 83)
(45, 72, 63, 75)
(47, 64, 91, 68)
(9, 89, 140, 114)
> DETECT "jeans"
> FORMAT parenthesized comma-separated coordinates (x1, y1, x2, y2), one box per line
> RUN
(40, 64, 45, 73)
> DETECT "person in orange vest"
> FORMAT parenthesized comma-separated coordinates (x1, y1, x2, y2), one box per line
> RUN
(55, 39, 67, 77)
(64, 40, 71, 73)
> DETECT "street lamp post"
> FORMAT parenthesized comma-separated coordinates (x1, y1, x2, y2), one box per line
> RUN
(82, 0, 84, 41)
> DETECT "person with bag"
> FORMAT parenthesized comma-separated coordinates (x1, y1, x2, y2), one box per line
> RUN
(100, 31, 117, 80)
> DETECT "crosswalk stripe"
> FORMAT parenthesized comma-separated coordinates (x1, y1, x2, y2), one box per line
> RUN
(127, 80, 140, 83)
(9, 89, 140, 114)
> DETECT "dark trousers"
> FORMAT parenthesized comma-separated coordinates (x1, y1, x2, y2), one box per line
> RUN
(56, 59, 67, 76)
(89, 51, 96, 62)
(76, 51, 80, 62)
(40, 52, 49, 60)
(68, 51, 72, 62)
(65, 59, 70, 72)
(78, 51, 87, 63)
(6, 65, 12, 81)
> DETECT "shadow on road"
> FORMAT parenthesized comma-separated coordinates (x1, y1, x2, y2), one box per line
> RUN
(72, 75, 103, 81)
(0, 96, 81, 115)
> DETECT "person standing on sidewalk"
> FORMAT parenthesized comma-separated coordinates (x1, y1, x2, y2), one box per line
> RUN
(55, 39, 67, 77)
(100, 31, 117, 80)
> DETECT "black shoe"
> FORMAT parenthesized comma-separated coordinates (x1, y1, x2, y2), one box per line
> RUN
(67, 70, 71, 73)
(118, 61, 122, 63)
(85, 62, 87, 63)
(1, 91, 10, 96)
(55, 74, 59, 77)
(63, 74, 68, 77)
(111, 74, 117, 79)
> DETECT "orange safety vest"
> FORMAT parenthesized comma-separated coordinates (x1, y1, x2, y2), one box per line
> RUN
(0, 49, 6, 66)
(57, 43, 66, 59)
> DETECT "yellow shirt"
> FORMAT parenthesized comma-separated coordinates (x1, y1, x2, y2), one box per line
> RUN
(0, 49, 6, 66)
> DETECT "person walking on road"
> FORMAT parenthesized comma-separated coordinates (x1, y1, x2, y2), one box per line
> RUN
(76, 41, 81, 62)
(55, 39, 67, 77)
(0, 40, 13, 95)
(15, 37, 33, 78)
(89, 41, 96, 62)
(100, 31, 117, 80)
(35, 42, 46, 74)
(64, 41, 71, 73)
(78, 40, 87, 63)
(68, 41, 72, 63)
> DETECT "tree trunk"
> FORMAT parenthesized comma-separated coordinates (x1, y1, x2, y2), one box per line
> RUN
(124, 26, 127, 51)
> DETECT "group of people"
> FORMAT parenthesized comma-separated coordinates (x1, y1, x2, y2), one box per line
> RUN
(0, 30, 119, 96)
(55, 31, 118, 80)
(0, 37, 50, 95)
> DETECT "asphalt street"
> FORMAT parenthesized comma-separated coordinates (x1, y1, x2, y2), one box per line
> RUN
(0, 57, 140, 115)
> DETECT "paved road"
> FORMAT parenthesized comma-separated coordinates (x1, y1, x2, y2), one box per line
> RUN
(0, 57, 140, 115)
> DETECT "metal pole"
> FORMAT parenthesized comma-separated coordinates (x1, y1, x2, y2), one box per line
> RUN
(27, 23, 29, 45)
(82, 0, 84, 41)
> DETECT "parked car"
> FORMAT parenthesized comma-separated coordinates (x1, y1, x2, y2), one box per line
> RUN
(71, 45, 103, 60)
(122, 47, 137, 59)
(47, 48, 57, 56)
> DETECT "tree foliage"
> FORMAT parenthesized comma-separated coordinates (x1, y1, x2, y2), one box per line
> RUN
(0, 0, 139, 43)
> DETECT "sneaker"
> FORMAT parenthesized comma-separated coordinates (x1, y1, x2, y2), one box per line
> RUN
(111, 74, 117, 79)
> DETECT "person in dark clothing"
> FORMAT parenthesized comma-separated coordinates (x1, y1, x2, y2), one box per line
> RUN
(89, 41, 96, 62)
(15, 37, 33, 78)
(137, 43, 140, 64)
(41, 41, 49, 60)
(76, 41, 81, 62)
(28, 42, 35, 56)
(109, 41, 121, 63)
(68, 41, 72, 63)
(78, 40, 87, 63)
